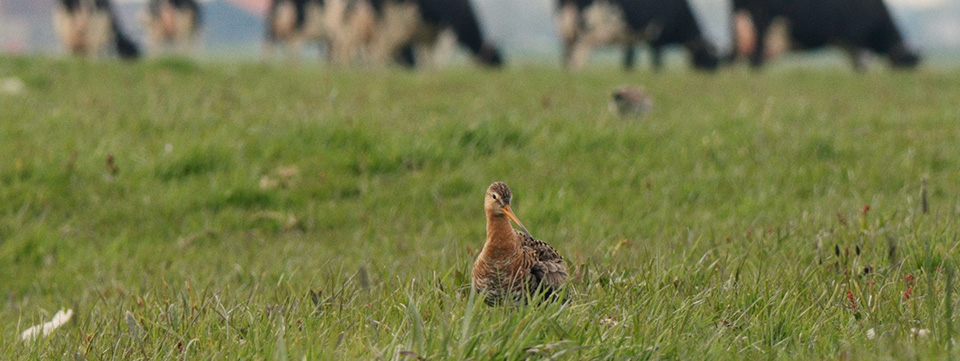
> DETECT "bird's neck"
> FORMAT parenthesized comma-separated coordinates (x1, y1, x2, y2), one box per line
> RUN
(483, 212, 520, 258)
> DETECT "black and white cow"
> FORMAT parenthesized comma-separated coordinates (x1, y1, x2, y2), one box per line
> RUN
(730, 0, 921, 70)
(556, 0, 719, 71)
(265, 0, 327, 60)
(366, 0, 503, 68)
(53, 0, 141, 59)
(143, 0, 202, 55)
(264, 0, 378, 64)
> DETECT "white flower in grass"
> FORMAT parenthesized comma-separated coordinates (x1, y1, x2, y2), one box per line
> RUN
(866, 328, 876, 340)
(599, 315, 619, 327)
(910, 328, 931, 337)
(21, 309, 74, 342)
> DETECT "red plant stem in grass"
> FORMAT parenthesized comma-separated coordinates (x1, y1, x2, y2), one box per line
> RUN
(837, 213, 848, 227)
(904, 287, 912, 301)
(862, 205, 870, 216)
(847, 289, 859, 314)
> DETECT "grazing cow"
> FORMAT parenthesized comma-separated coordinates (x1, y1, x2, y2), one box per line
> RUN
(53, 0, 141, 59)
(555, 0, 719, 71)
(264, 0, 329, 60)
(730, 0, 921, 70)
(142, 0, 202, 55)
(264, 0, 378, 64)
(365, 0, 503, 68)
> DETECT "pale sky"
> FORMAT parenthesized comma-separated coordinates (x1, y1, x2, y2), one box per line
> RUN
(887, 0, 949, 7)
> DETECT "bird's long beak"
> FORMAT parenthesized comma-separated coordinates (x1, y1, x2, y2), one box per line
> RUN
(501, 204, 533, 239)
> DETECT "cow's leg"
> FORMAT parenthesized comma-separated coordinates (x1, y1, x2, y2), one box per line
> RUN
(53, 6, 75, 55)
(410, 28, 445, 69)
(731, 10, 756, 64)
(319, 39, 334, 63)
(263, 24, 281, 61)
(172, 17, 186, 55)
(568, 40, 593, 71)
(331, 19, 369, 68)
(369, 2, 419, 66)
(561, 40, 575, 68)
(262, 40, 275, 62)
(92, 11, 116, 59)
(174, 10, 198, 55)
(333, 39, 355, 66)
(430, 29, 456, 68)
(143, 17, 163, 56)
(848, 48, 871, 73)
(262, 14, 276, 61)
(650, 46, 664, 71)
(286, 36, 303, 62)
(396, 45, 417, 68)
(556, 3, 579, 69)
(412, 42, 432, 69)
(748, 15, 773, 68)
(349, 1, 378, 65)
(623, 45, 636, 71)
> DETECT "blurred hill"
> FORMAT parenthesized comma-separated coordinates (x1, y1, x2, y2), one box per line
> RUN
(1, 0, 958, 60)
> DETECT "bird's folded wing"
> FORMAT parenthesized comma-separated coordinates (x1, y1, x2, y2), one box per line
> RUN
(517, 230, 568, 288)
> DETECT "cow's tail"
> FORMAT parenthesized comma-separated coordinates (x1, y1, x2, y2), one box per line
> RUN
(189, 0, 203, 28)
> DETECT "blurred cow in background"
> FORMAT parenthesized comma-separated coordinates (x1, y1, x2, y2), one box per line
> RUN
(365, 0, 503, 68)
(142, 0, 201, 55)
(262, 0, 501, 68)
(555, 0, 718, 71)
(730, 0, 921, 71)
(264, 0, 377, 64)
(264, 0, 332, 61)
(325, 0, 378, 66)
(53, 0, 141, 59)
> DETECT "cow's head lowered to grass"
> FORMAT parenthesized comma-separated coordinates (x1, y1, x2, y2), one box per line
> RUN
(477, 42, 504, 68)
(883, 42, 921, 69)
(687, 38, 720, 71)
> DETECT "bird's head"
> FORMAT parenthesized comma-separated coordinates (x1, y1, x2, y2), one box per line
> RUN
(485, 181, 531, 237)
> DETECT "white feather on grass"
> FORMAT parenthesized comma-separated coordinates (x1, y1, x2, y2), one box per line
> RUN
(125, 310, 142, 340)
(20, 309, 74, 342)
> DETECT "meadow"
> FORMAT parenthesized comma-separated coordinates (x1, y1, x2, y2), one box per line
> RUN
(1, 56, 959, 360)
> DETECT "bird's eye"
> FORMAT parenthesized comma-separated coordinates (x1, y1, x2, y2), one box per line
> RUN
(492, 194, 498, 200)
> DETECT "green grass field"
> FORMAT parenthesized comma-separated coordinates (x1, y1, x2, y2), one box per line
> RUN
(2, 56, 960, 360)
